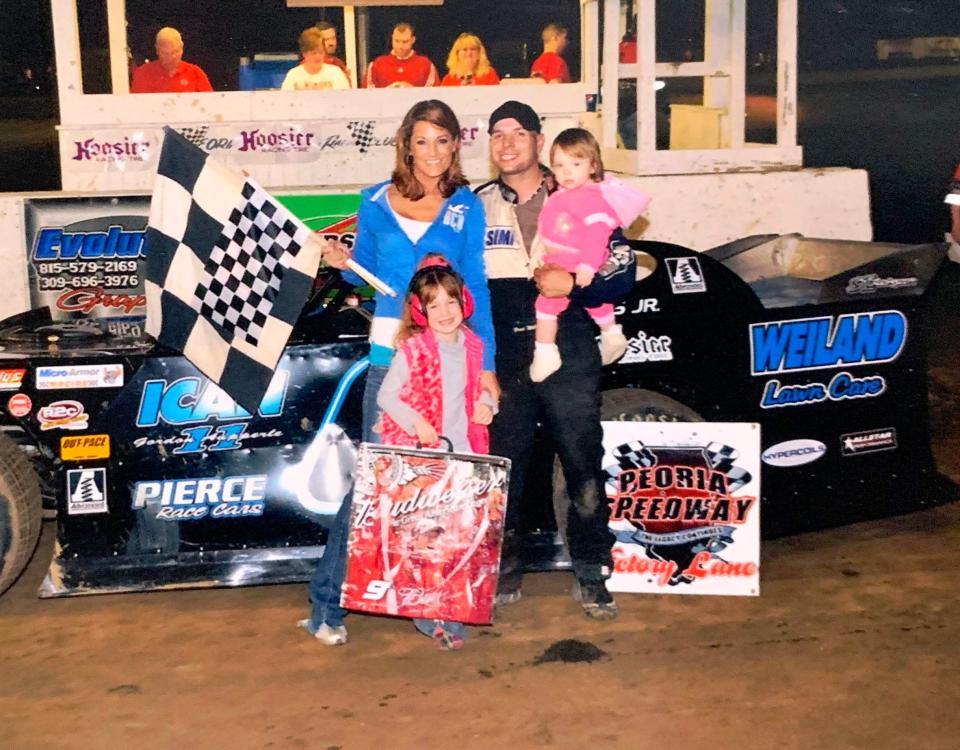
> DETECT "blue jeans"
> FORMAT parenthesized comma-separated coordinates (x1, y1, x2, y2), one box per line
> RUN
(307, 363, 387, 630)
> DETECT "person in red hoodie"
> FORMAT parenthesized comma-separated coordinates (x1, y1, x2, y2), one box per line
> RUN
(377, 256, 498, 649)
(440, 33, 500, 87)
(530, 22, 571, 83)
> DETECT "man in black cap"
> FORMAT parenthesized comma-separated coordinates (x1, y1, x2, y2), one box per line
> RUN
(475, 101, 636, 619)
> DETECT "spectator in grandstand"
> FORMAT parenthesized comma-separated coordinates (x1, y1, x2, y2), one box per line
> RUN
(440, 33, 500, 86)
(131, 27, 213, 94)
(363, 22, 438, 88)
(282, 27, 351, 90)
(530, 22, 571, 83)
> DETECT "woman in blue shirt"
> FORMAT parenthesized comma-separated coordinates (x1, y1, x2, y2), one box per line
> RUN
(302, 99, 498, 647)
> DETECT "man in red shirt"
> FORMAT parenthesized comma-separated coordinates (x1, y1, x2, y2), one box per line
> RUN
(362, 22, 438, 88)
(530, 22, 571, 83)
(316, 20, 352, 86)
(131, 27, 213, 94)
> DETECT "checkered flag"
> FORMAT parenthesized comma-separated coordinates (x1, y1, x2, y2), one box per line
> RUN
(347, 121, 376, 153)
(143, 127, 321, 414)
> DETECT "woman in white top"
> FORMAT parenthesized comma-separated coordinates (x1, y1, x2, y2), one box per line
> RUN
(281, 27, 350, 90)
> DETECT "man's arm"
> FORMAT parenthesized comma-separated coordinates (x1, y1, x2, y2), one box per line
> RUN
(536, 229, 636, 307)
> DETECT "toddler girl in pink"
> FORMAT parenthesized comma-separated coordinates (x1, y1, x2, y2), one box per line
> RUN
(531, 128, 650, 382)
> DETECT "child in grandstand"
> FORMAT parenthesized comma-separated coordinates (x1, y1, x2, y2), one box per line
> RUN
(376, 255, 497, 650)
(530, 128, 650, 382)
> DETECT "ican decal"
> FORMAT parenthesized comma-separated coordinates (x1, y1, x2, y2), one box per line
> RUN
(134, 371, 288, 453)
(750, 310, 907, 375)
(131, 475, 267, 521)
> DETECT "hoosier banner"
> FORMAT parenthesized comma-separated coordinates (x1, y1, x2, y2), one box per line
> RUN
(603, 422, 761, 596)
(342, 443, 510, 625)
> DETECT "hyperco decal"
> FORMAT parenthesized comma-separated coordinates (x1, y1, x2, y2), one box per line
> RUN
(751, 310, 907, 409)
(38, 400, 89, 431)
(133, 371, 288, 453)
(36, 364, 124, 390)
(761, 439, 826, 467)
(840, 428, 897, 457)
(131, 475, 268, 520)
(620, 331, 673, 364)
(665, 257, 707, 294)
(602, 421, 761, 596)
(60, 434, 110, 461)
(66, 468, 108, 515)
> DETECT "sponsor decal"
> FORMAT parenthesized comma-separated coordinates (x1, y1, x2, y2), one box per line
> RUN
(752, 311, 907, 409)
(176, 125, 233, 152)
(0, 369, 26, 391)
(846, 274, 918, 295)
(840, 428, 897, 456)
(38, 400, 89, 431)
(55, 288, 145, 315)
(311, 215, 356, 250)
(131, 475, 268, 520)
(61, 434, 110, 461)
(616, 298, 660, 315)
(66, 468, 108, 514)
(665, 257, 707, 294)
(761, 439, 826, 467)
(72, 136, 150, 162)
(344, 120, 397, 154)
(134, 371, 288, 454)
(759, 371, 886, 408)
(484, 225, 516, 249)
(238, 127, 316, 153)
(750, 310, 907, 375)
(36, 364, 124, 390)
(32, 225, 146, 260)
(7, 393, 32, 417)
(621, 331, 674, 364)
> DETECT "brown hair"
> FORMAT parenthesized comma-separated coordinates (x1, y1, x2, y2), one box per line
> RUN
(298, 27, 324, 55)
(445, 32, 493, 79)
(550, 127, 604, 182)
(542, 22, 568, 43)
(397, 255, 469, 342)
(392, 100, 468, 200)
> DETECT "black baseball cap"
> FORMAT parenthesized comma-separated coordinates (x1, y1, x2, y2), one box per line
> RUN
(488, 100, 542, 134)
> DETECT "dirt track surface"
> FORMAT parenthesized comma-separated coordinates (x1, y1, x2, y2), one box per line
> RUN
(3, 269, 960, 750)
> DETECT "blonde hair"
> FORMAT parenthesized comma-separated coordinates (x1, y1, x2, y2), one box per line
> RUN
(550, 127, 604, 182)
(298, 27, 324, 55)
(155, 27, 183, 47)
(445, 33, 493, 79)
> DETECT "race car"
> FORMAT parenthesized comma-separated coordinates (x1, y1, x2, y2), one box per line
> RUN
(0, 234, 953, 597)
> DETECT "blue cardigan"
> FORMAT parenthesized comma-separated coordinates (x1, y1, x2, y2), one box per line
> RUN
(343, 179, 496, 370)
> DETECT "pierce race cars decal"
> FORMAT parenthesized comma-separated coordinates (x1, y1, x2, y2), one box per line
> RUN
(131, 475, 268, 521)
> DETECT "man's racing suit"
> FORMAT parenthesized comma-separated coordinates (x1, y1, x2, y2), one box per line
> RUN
(475, 173, 636, 589)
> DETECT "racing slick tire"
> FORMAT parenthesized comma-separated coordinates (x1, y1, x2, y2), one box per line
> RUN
(552, 388, 704, 547)
(0, 432, 43, 596)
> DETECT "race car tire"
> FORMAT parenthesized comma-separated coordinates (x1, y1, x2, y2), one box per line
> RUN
(0, 432, 42, 597)
(552, 388, 704, 548)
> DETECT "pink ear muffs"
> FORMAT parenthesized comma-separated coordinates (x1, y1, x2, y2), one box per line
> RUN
(408, 258, 475, 327)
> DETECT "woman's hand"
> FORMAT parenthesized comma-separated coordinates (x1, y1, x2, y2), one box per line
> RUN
(414, 417, 439, 446)
(478, 370, 501, 402)
(472, 402, 494, 426)
(322, 239, 352, 270)
(534, 263, 575, 298)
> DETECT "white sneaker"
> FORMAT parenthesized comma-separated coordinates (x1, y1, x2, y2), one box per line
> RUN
(530, 345, 562, 382)
(599, 325, 627, 365)
(298, 618, 348, 646)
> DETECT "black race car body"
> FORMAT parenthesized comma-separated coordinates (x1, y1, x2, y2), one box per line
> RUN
(0, 235, 952, 597)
